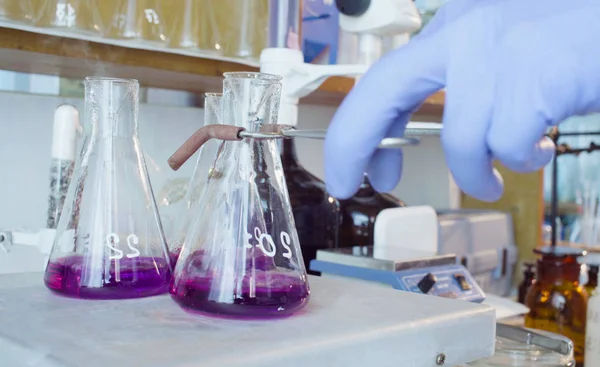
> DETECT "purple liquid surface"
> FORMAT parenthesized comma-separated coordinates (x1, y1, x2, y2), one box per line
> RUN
(44, 255, 171, 299)
(170, 271, 309, 318)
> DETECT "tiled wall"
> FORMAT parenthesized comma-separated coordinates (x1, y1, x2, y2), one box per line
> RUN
(0, 91, 456, 234)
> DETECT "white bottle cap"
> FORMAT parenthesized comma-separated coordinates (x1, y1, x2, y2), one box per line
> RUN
(51, 104, 81, 161)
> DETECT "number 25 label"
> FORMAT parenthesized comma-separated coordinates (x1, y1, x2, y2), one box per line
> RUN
(106, 233, 141, 260)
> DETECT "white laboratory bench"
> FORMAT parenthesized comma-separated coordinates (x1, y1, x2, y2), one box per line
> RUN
(0, 272, 495, 367)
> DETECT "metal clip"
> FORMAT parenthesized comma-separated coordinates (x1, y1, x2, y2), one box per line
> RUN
(167, 123, 439, 171)
(496, 323, 573, 356)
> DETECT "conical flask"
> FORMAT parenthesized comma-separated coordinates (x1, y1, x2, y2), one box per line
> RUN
(169, 72, 310, 318)
(169, 93, 223, 264)
(44, 77, 172, 299)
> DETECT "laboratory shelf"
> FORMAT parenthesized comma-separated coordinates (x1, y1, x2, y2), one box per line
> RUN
(0, 25, 444, 120)
(0, 272, 495, 367)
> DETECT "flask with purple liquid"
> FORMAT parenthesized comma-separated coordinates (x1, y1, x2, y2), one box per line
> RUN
(43, 77, 173, 300)
(169, 93, 223, 265)
(168, 72, 310, 318)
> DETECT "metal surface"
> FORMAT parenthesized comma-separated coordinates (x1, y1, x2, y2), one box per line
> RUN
(496, 323, 574, 356)
(315, 246, 457, 271)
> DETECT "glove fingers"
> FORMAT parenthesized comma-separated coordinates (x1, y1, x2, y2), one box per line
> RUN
(325, 35, 445, 199)
(366, 117, 407, 192)
(489, 31, 555, 173)
(442, 86, 503, 202)
(442, 17, 503, 202)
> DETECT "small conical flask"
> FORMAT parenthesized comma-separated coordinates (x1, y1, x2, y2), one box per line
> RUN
(170, 93, 223, 264)
(44, 77, 172, 299)
(170, 72, 310, 318)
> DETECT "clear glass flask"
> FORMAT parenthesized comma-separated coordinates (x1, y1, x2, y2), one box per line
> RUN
(170, 93, 223, 265)
(280, 137, 340, 276)
(211, 0, 269, 60)
(169, 72, 310, 318)
(44, 77, 172, 300)
(31, 0, 81, 29)
(82, 0, 138, 39)
(1, 0, 35, 24)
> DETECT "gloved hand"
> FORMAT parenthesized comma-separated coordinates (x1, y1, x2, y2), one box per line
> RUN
(325, 0, 600, 202)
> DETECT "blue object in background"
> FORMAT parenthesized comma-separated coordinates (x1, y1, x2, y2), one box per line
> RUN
(302, 0, 339, 64)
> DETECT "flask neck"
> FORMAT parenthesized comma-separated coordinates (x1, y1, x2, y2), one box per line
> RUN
(354, 176, 377, 197)
(85, 78, 139, 138)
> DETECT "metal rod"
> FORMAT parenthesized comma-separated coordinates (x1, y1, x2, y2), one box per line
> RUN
(555, 131, 600, 137)
(496, 323, 573, 356)
(240, 130, 420, 148)
(550, 128, 559, 248)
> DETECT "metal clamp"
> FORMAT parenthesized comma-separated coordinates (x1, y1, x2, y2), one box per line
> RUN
(167, 123, 439, 171)
(495, 323, 573, 356)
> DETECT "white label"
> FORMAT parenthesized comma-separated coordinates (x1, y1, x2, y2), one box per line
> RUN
(106, 233, 141, 260)
(280, 232, 293, 259)
(255, 228, 276, 257)
(245, 227, 293, 259)
(586, 294, 600, 367)
(126, 234, 141, 259)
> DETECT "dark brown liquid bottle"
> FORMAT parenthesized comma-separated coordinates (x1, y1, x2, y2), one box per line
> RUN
(517, 262, 535, 304)
(586, 264, 599, 295)
(280, 139, 339, 275)
(524, 247, 588, 366)
(338, 176, 406, 247)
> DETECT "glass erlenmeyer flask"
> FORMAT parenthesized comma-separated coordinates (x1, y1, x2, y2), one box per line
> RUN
(170, 93, 223, 264)
(170, 72, 310, 318)
(44, 77, 172, 300)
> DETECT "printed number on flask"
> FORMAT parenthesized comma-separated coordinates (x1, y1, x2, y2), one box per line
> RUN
(244, 228, 293, 259)
(106, 233, 141, 260)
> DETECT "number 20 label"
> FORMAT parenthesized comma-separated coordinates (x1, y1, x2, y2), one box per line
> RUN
(247, 228, 293, 259)
(106, 233, 141, 260)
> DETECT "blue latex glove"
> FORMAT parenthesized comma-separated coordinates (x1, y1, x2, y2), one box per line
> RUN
(325, 0, 600, 202)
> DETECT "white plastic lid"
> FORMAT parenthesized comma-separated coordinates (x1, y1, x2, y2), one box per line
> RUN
(260, 47, 304, 65)
(51, 104, 81, 161)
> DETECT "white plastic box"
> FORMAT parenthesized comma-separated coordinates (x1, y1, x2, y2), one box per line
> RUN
(437, 209, 518, 297)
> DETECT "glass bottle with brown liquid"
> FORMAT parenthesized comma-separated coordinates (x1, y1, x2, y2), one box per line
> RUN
(517, 262, 536, 304)
(524, 246, 589, 366)
(338, 175, 406, 247)
(586, 264, 598, 295)
(280, 139, 339, 275)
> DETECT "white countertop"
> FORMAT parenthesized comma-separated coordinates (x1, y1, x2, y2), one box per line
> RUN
(0, 272, 495, 367)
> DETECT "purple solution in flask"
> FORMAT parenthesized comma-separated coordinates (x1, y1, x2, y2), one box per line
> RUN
(45, 255, 170, 299)
(43, 77, 173, 299)
(170, 251, 309, 318)
(167, 72, 310, 318)
(169, 93, 224, 268)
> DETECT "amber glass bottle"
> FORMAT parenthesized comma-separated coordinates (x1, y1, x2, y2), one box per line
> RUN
(280, 139, 339, 275)
(586, 264, 599, 295)
(338, 176, 406, 247)
(524, 247, 588, 366)
(517, 262, 536, 304)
